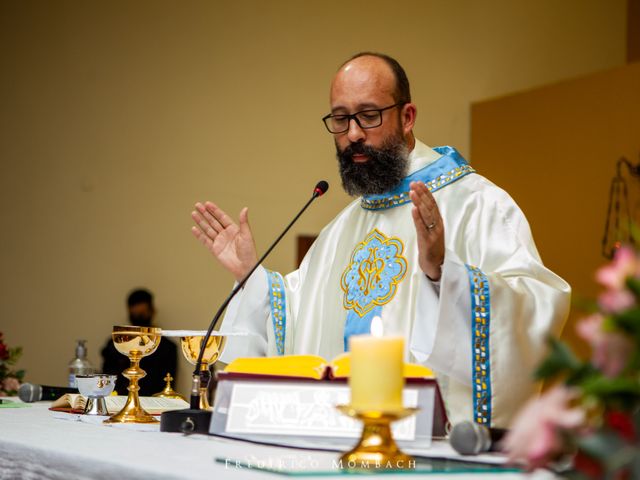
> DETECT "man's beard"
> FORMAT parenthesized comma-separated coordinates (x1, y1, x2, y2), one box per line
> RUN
(336, 136, 409, 197)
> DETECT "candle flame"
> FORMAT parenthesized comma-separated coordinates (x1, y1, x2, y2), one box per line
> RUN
(370, 316, 383, 337)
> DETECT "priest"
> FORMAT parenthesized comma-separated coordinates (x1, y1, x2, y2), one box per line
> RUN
(191, 52, 571, 428)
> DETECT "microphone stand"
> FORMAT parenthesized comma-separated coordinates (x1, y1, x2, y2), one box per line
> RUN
(160, 182, 328, 434)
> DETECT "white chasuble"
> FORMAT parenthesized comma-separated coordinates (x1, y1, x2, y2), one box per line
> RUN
(219, 140, 571, 428)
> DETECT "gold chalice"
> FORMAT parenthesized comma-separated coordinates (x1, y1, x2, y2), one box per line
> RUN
(180, 333, 227, 410)
(104, 325, 162, 424)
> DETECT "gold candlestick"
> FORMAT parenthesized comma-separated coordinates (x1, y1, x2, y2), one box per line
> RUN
(180, 334, 226, 410)
(104, 325, 162, 424)
(337, 405, 418, 470)
(152, 373, 187, 401)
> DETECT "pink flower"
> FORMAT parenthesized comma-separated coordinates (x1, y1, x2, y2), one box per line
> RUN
(595, 246, 637, 290)
(576, 313, 634, 377)
(2, 377, 20, 393)
(503, 386, 585, 470)
(597, 289, 635, 313)
(575, 313, 605, 344)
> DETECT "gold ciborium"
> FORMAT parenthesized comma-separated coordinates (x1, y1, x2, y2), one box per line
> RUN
(104, 325, 162, 424)
(180, 333, 227, 410)
(337, 405, 418, 470)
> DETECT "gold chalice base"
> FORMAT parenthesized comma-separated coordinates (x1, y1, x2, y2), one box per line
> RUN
(104, 401, 159, 424)
(104, 325, 162, 424)
(336, 405, 419, 470)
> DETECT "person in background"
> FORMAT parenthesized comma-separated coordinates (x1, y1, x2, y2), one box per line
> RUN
(101, 288, 177, 396)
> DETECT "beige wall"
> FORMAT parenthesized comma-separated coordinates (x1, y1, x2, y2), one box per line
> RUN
(0, 0, 626, 395)
(471, 61, 640, 357)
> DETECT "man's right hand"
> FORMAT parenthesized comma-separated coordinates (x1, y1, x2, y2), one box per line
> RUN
(191, 202, 258, 282)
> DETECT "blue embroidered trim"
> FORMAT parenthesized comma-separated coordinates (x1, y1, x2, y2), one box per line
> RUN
(266, 270, 286, 356)
(361, 146, 475, 211)
(465, 264, 492, 425)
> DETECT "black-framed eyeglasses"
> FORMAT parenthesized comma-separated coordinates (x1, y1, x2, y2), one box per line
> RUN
(321, 103, 403, 134)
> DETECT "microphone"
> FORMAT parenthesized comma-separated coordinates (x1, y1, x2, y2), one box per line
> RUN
(449, 421, 507, 455)
(313, 180, 329, 197)
(18, 383, 78, 403)
(160, 180, 329, 434)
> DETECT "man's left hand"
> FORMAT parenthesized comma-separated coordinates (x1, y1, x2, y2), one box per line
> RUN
(409, 181, 445, 281)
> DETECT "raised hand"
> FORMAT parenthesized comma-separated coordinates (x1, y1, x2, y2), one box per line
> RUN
(191, 201, 258, 282)
(409, 181, 445, 281)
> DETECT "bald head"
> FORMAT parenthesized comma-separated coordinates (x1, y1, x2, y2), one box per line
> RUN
(331, 52, 411, 106)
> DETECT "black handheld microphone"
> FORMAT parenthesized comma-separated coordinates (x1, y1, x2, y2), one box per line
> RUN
(18, 383, 79, 403)
(449, 421, 508, 455)
(160, 180, 329, 434)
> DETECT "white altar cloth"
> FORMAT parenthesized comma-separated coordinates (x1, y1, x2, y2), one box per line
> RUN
(0, 399, 555, 479)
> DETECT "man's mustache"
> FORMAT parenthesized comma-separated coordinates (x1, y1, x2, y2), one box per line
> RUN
(342, 142, 371, 158)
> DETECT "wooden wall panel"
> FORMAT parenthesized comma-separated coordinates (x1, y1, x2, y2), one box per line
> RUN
(471, 62, 640, 356)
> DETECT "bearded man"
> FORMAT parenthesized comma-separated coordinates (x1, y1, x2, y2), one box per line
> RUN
(190, 52, 571, 428)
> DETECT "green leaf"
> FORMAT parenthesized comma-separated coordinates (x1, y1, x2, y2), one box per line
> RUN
(631, 449, 640, 479)
(562, 472, 591, 480)
(534, 337, 583, 381)
(608, 446, 640, 473)
(609, 308, 640, 337)
(7, 346, 22, 364)
(575, 431, 640, 474)
(625, 278, 640, 299)
(580, 376, 640, 410)
(565, 364, 600, 386)
(577, 431, 624, 461)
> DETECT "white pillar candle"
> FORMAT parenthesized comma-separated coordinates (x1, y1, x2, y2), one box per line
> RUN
(348, 317, 404, 412)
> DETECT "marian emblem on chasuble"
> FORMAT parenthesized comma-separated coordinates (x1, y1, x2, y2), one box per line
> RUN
(340, 229, 408, 317)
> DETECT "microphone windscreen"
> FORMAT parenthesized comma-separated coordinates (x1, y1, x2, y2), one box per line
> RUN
(449, 420, 491, 455)
(314, 181, 329, 196)
(18, 383, 42, 403)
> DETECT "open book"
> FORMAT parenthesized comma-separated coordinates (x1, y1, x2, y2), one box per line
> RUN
(223, 353, 434, 380)
(50, 394, 188, 414)
(214, 354, 449, 441)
